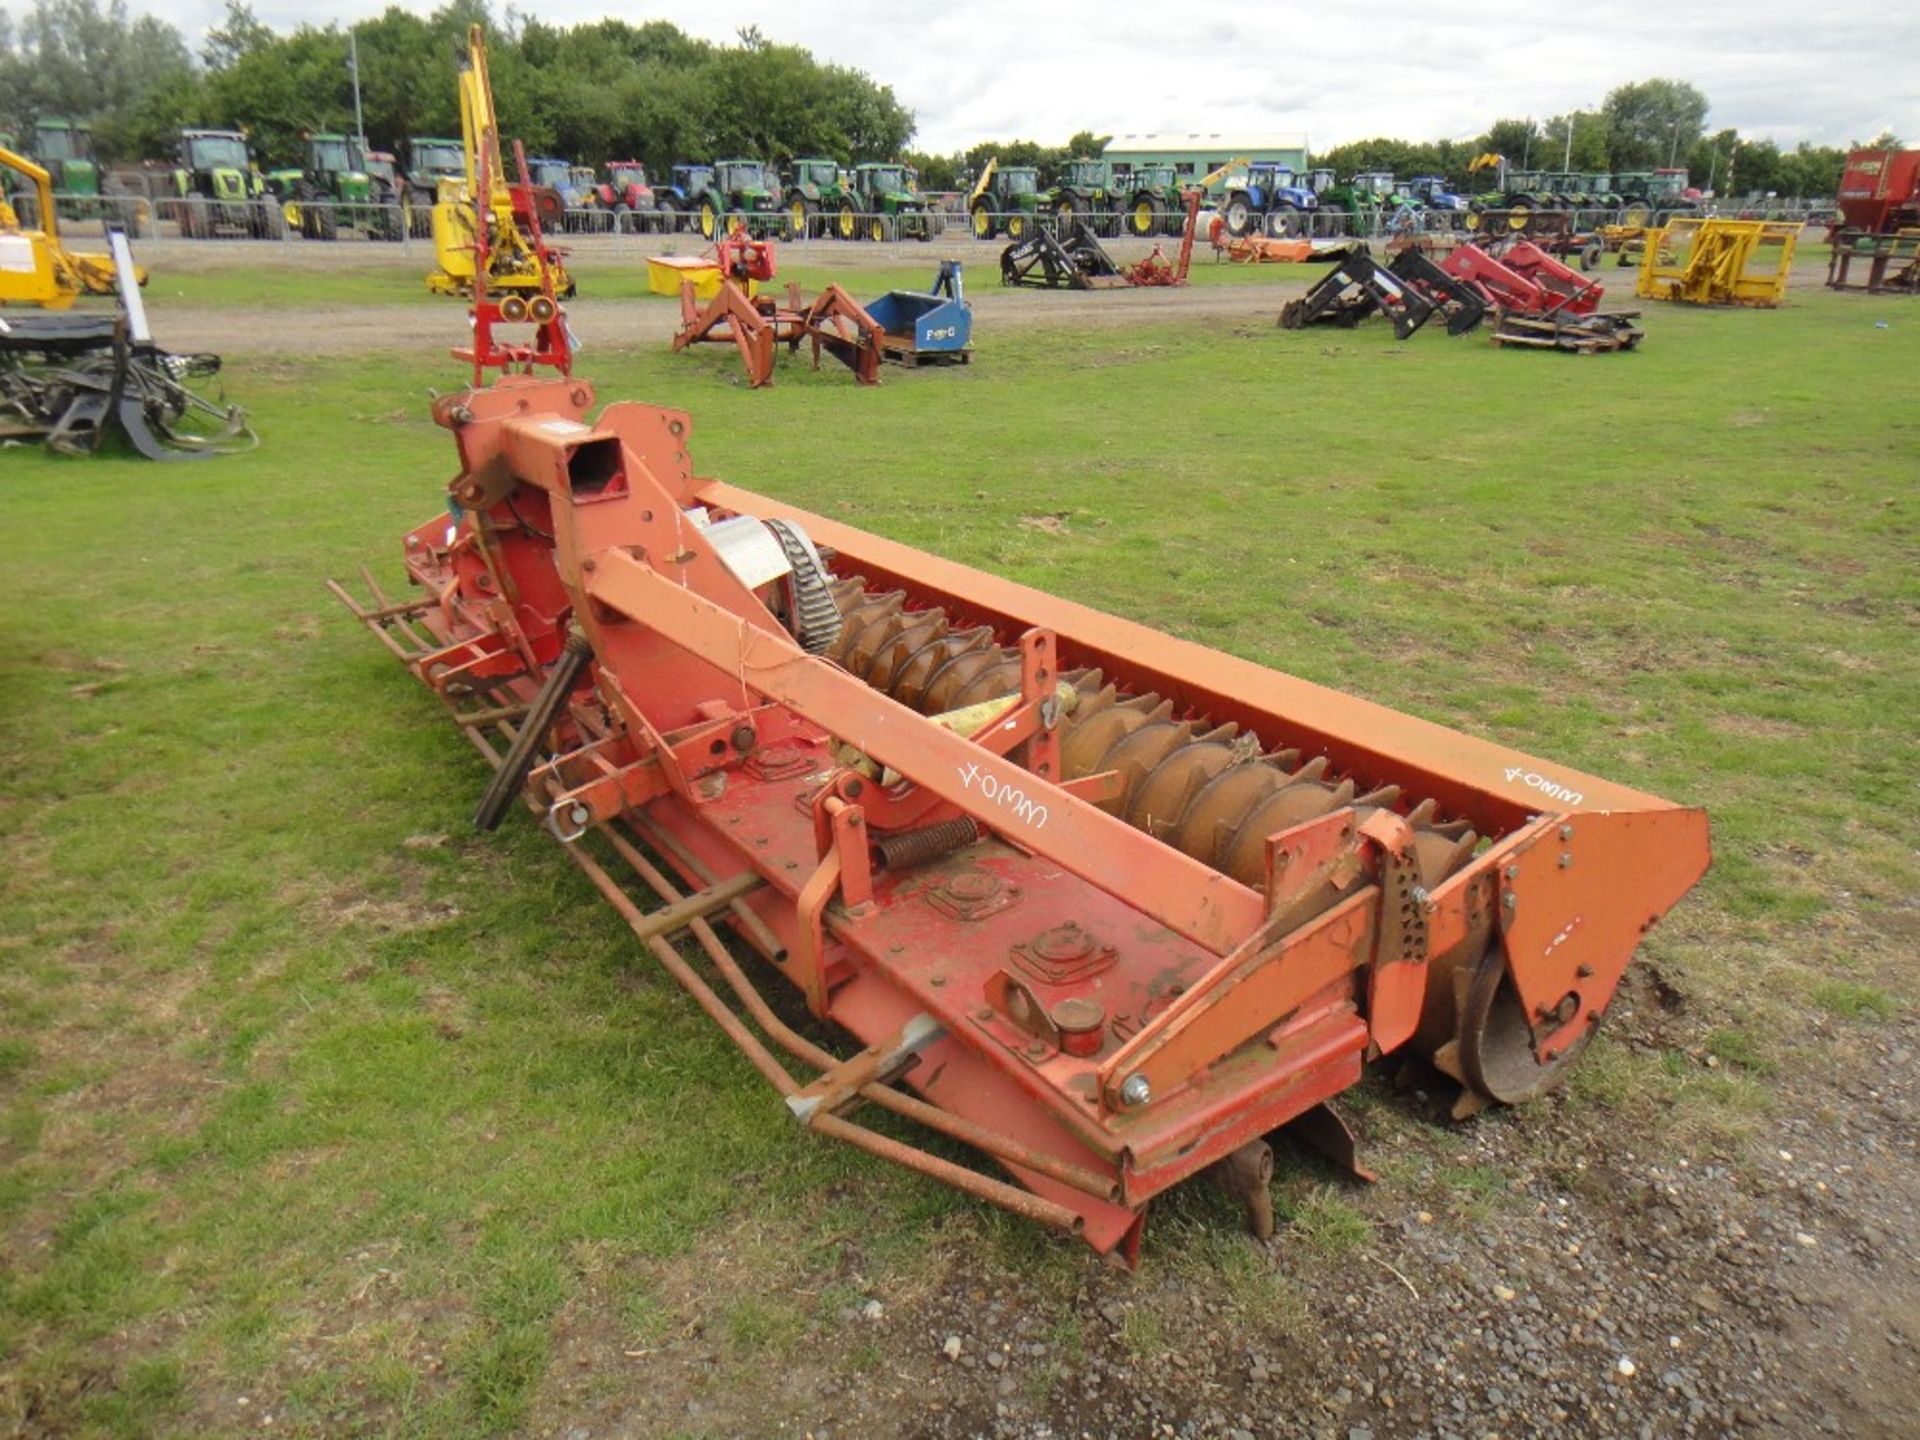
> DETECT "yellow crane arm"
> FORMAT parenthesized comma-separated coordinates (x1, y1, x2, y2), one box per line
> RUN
(456, 22, 509, 204)
(1, 145, 59, 242)
(1198, 157, 1250, 190)
(968, 156, 997, 205)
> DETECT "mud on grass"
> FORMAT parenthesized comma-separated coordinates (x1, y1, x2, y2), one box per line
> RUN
(1, 274, 1915, 1436)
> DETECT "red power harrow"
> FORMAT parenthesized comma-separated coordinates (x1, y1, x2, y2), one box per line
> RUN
(332, 377, 1709, 1260)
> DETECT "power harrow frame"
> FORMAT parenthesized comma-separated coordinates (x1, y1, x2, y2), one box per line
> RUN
(331, 376, 1710, 1261)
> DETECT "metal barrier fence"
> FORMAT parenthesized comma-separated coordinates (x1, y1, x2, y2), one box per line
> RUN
(11, 190, 1833, 251)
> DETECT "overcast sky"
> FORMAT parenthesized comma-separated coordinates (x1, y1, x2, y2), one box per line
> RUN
(152, 1, 1917, 153)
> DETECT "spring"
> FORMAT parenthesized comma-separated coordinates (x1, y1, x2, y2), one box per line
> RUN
(827, 578, 1480, 894)
(872, 816, 983, 870)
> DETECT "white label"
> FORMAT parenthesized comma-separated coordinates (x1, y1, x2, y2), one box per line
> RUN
(0, 235, 36, 274)
(956, 760, 1049, 829)
(1504, 765, 1585, 807)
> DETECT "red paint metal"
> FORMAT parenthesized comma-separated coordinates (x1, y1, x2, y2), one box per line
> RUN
(333, 376, 1712, 1260)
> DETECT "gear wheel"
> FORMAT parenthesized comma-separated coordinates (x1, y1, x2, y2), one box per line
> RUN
(762, 517, 841, 655)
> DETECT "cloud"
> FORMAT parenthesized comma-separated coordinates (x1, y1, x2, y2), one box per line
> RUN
(157, 0, 1917, 152)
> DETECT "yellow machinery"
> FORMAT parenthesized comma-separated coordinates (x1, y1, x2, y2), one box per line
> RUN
(1636, 216, 1801, 307)
(0, 146, 144, 308)
(426, 25, 574, 299)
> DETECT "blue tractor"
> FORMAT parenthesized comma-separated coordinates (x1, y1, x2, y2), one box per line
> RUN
(656, 163, 718, 235)
(1405, 174, 1470, 216)
(1221, 161, 1321, 238)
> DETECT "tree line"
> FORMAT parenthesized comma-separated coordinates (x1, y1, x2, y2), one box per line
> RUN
(0, 5, 1895, 201)
(0, 0, 914, 174)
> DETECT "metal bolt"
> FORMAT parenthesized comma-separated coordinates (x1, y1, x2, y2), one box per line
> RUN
(1503, 893, 1517, 911)
(1558, 852, 1573, 868)
(568, 804, 590, 828)
(1505, 865, 1520, 880)
(1120, 1074, 1152, 1108)
(1560, 824, 1575, 840)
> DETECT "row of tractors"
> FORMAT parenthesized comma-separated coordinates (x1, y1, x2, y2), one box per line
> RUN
(962, 157, 1707, 242)
(0, 120, 939, 244)
(3, 117, 1715, 247)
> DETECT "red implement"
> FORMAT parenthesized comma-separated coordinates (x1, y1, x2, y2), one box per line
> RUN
(332, 377, 1710, 1259)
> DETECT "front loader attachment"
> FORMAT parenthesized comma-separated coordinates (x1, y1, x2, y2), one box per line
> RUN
(1279, 253, 1437, 338)
(333, 377, 1709, 1260)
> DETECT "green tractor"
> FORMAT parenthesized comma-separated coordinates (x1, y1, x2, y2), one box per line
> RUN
(1044, 157, 1119, 232)
(784, 157, 851, 238)
(165, 129, 281, 239)
(842, 161, 931, 242)
(27, 118, 100, 199)
(1315, 171, 1397, 233)
(401, 136, 465, 237)
(1108, 162, 1188, 236)
(267, 133, 401, 240)
(967, 161, 1041, 240)
(707, 158, 785, 238)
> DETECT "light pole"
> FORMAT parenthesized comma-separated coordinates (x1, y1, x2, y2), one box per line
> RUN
(1563, 112, 1576, 170)
(347, 31, 365, 145)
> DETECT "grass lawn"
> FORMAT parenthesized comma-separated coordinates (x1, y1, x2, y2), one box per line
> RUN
(1, 274, 1913, 1436)
(130, 241, 1340, 313)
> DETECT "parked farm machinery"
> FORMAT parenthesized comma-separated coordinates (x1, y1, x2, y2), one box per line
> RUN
(161, 129, 281, 240)
(1, 145, 144, 307)
(586, 161, 657, 225)
(1221, 161, 1321, 238)
(968, 158, 1042, 240)
(670, 227, 882, 388)
(330, 359, 1710, 1258)
(1002, 164, 1230, 291)
(784, 158, 849, 238)
(426, 25, 576, 302)
(1445, 242, 1641, 351)
(1280, 252, 1486, 338)
(267, 133, 402, 241)
(1826, 148, 1920, 294)
(1281, 240, 1640, 352)
(0, 228, 252, 459)
(1636, 218, 1800, 308)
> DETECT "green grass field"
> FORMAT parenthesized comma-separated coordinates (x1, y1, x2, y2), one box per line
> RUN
(133, 240, 1322, 313)
(2, 271, 1914, 1436)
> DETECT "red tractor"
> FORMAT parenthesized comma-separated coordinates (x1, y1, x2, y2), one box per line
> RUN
(1829, 148, 1920, 293)
(591, 161, 656, 228)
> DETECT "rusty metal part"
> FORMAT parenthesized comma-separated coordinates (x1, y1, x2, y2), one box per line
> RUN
(1214, 1138, 1277, 1241)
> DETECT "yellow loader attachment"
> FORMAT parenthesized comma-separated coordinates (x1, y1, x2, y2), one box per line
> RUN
(1636, 217, 1801, 308)
(1, 146, 145, 309)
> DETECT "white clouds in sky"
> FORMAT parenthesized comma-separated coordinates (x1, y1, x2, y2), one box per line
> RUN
(161, 1, 1919, 152)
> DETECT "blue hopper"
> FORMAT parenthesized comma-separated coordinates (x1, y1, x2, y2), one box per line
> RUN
(865, 260, 973, 366)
